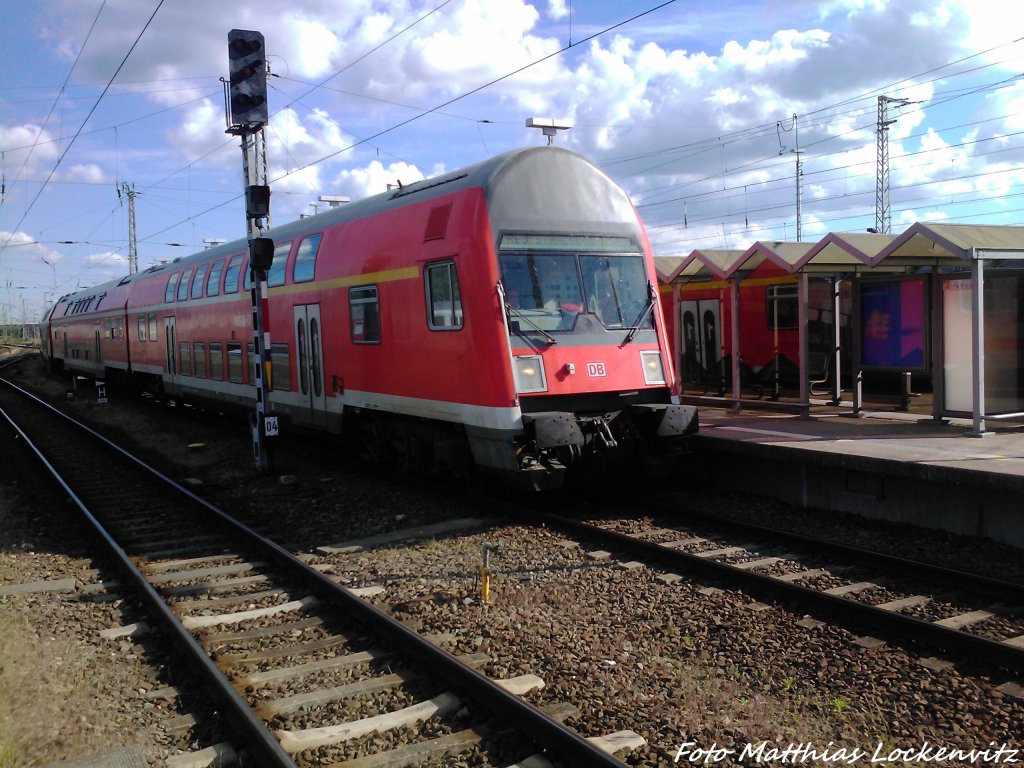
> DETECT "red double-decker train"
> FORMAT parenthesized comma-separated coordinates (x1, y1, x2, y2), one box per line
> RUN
(40, 146, 697, 488)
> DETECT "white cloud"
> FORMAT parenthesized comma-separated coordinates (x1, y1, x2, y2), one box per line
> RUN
(330, 159, 429, 199)
(547, 0, 569, 20)
(278, 17, 341, 79)
(83, 250, 129, 276)
(0, 123, 59, 178)
(61, 163, 107, 183)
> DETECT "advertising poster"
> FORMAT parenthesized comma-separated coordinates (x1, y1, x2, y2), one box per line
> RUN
(860, 278, 927, 370)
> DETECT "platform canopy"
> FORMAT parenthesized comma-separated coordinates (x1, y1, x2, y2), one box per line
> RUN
(873, 222, 1024, 267)
(794, 231, 896, 273)
(654, 221, 1024, 430)
(658, 249, 749, 283)
(869, 221, 1024, 433)
(654, 255, 687, 284)
(735, 240, 817, 278)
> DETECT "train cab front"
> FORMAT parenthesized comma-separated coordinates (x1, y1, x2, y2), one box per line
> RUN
(498, 235, 698, 490)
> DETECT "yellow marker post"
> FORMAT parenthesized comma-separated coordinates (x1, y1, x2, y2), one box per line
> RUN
(479, 541, 500, 603)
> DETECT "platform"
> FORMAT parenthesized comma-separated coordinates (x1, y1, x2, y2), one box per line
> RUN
(682, 398, 1024, 548)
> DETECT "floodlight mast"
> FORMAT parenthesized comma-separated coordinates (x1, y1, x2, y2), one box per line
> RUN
(526, 117, 572, 145)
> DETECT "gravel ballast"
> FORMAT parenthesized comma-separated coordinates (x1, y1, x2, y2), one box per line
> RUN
(2, 355, 1022, 766)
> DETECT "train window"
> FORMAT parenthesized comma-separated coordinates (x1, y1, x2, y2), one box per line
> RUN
(209, 342, 224, 381)
(193, 342, 207, 378)
(165, 273, 180, 303)
(580, 254, 651, 330)
(500, 252, 584, 332)
(177, 269, 192, 301)
(268, 242, 291, 287)
(179, 341, 192, 376)
(292, 233, 321, 283)
(191, 264, 208, 299)
(766, 284, 799, 330)
(224, 254, 243, 293)
(349, 285, 380, 343)
(270, 342, 291, 391)
(227, 342, 243, 382)
(137, 314, 147, 341)
(148, 313, 157, 341)
(206, 259, 223, 296)
(425, 261, 463, 330)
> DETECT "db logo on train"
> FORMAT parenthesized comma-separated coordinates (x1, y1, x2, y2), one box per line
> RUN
(586, 361, 607, 377)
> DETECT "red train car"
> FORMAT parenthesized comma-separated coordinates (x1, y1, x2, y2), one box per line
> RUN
(42, 147, 697, 489)
(658, 259, 849, 396)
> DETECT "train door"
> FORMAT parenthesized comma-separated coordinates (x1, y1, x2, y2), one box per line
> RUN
(293, 304, 327, 428)
(164, 316, 177, 387)
(679, 299, 721, 384)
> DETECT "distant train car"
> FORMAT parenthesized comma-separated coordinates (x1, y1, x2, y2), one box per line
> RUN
(42, 146, 697, 489)
(659, 261, 851, 396)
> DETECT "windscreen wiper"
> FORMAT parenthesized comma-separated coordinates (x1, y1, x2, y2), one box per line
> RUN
(623, 282, 656, 345)
(506, 305, 558, 345)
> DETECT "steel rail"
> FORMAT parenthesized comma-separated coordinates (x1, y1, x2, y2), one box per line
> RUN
(0, 377, 628, 768)
(654, 496, 1024, 603)
(534, 511, 1024, 674)
(0, 388, 298, 768)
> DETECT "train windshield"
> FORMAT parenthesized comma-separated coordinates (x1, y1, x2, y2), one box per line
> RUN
(499, 243, 652, 334)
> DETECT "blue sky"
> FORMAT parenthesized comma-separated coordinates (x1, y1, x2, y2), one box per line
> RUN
(2, 0, 1024, 322)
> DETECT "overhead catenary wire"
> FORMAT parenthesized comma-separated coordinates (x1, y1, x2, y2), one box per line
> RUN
(0, 0, 166, 255)
(136, 0, 682, 246)
(8, 10, 1024, 284)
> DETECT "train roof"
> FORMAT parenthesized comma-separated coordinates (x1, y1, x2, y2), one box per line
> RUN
(56, 146, 636, 305)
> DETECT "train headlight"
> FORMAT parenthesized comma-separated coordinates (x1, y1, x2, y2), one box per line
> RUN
(641, 350, 666, 385)
(513, 355, 547, 393)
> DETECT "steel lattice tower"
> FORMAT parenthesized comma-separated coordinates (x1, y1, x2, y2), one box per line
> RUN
(122, 182, 138, 274)
(875, 96, 908, 234)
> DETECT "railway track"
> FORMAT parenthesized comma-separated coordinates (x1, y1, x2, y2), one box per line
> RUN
(0, 375, 634, 767)
(525, 501, 1024, 679)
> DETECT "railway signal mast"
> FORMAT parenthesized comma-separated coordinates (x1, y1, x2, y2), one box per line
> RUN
(225, 29, 276, 471)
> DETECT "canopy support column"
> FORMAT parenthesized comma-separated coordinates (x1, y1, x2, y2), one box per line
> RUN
(831, 275, 842, 405)
(730, 279, 741, 411)
(931, 265, 945, 421)
(797, 271, 810, 417)
(971, 249, 986, 435)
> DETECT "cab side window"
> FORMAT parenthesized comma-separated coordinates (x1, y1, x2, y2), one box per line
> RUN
(349, 286, 380, 343)
(425, 260, 463, 330)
